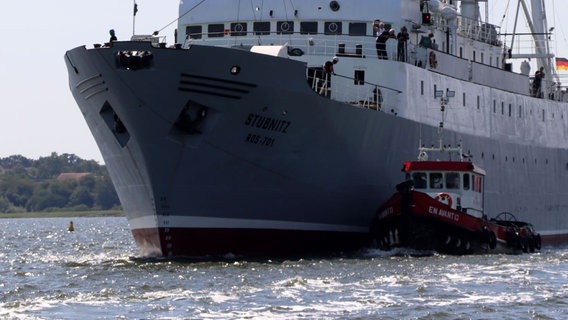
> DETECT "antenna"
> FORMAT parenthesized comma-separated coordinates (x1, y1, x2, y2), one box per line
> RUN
(418, 88, 462, 161)
(133, 1, 138, 37)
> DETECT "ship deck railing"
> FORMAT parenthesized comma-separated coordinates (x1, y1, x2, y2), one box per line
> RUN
(184, 31, 402, 63)
(181, 31, 567, 103)
(310, 72, 402, 112)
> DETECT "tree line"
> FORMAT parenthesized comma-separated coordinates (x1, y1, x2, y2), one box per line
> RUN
(0, 152, 120, 213)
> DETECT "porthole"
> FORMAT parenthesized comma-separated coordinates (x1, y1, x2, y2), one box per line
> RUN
(230, 66, 241, 75)
(280, 22, 291, 32)
(330, 1, 340, 11)
(234, 23, 244, 32)
(328, 22, 339, 33)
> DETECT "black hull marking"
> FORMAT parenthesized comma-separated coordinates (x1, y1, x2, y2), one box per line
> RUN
(178, 87, 243, 99)
(180, 73, 258, 88)
(179, 80, 250, 93)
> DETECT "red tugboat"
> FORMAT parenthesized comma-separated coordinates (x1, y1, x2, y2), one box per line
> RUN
(372, 144, 541, 255)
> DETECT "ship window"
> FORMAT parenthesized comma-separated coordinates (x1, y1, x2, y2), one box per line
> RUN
(324, 21, 342, 35)
(421, 81, 424, 95)
(463, 93, 466, 107)
(230, 22, 247, 36)
(481, 52, 484, 64)
(501, 101, 504, 115)
(348, 22, 366, 36)
(300, 21, 318, 34)
(519, 105, 522, 118)
(473, 51, 476, 62)
(477, 96, 480, 109)
(254, 22, 270, 35)
(412, 172, 427, 189)
(508, 104, 512, 117)
(493, 100, 496, 113)
(354, 70, 365, 85)
(459, 47, 463, 58)
(208, 24, 225, 38)
(186, 25, 202, 39)
(430, 173, 443, 189)
(463, 173, 470, 190)
(446, 172, 460, 189)
(277, 21, 294, 34)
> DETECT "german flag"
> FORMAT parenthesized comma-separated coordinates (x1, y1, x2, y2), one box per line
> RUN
(556, 57, 568, 71)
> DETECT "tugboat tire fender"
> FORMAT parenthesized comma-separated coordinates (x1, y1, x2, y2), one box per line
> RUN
(483, 228, 497, 249)
(534, 234, 542, 250)
(488, 231, 497, 249)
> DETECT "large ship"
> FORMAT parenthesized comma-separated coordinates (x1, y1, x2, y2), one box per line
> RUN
(65, 0, 568, 257)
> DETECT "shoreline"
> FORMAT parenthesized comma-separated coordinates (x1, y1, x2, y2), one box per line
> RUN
(0, 210, 124, 219)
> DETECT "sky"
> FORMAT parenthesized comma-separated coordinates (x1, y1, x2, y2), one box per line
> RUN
(0, 1, 566, 164)
(0, 1, 178, 164)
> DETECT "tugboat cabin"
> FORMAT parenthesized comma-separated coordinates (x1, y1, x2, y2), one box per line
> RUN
(403, 160, 486, 218)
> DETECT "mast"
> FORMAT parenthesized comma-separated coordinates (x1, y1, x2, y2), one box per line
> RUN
(507, 1, 558, 94)
(528, 0, 552, 76)
(133, 1, 138, 36)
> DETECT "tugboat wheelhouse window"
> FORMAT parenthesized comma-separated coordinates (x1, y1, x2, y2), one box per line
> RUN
(412, 172, 427, 189)
(300, 22, 318, 34)
(463, 173, 470, 190)
(186, 26, 202, 39)
(277, 21, 294, 34)
(348, 23, 366, 36)
(430, 173, 443, 189)
(324, 22, 342, 35)
(446, 172, 460, 189)
(254, 22, 270, 35)
(208, 24, 225, 37)
(473, 175, 483, 193)
(230, 23, 247, 36)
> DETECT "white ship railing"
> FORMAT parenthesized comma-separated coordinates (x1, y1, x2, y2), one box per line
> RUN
(321, 74, 402, 112)
(180, 31, 566, 103)
(183, 31, 398, 61)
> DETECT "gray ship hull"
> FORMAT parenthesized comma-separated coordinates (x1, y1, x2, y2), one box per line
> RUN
(65, 42, 568, 257)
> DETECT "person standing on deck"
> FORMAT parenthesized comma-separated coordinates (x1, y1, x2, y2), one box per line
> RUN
(397, 26, 409, 62)
(374, 21, 389, 60)
(320, 57, 338, 95)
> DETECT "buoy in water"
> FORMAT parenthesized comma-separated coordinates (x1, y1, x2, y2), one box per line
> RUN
(68, 221, 75, 232)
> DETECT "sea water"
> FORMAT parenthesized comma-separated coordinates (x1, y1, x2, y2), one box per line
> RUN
(1, 217, 567, 319)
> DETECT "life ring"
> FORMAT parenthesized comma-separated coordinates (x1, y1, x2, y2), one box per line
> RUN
(429, 51, 437, 68)
(435, 192, 453, 207)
